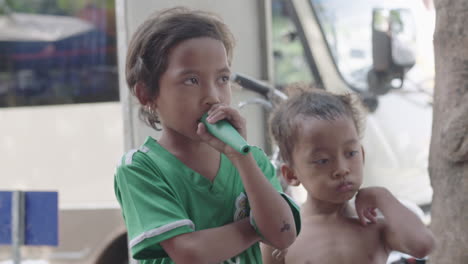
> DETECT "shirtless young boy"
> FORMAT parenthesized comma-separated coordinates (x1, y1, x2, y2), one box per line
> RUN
(263, 87, 435, 264)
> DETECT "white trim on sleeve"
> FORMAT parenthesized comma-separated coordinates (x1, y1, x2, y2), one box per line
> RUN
(139, 146, 150, 153)
(124, 149, 138, 165)
(129, 219, 195, 248)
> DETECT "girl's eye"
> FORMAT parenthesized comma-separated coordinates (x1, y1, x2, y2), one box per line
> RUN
(219, 75, 230, 84)
(184, 77, 199, 85)
(313, 159, 329, 165)
(347, 150, 359, 158)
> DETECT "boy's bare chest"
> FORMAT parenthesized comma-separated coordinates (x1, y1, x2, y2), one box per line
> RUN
(285, 219, 388, 264)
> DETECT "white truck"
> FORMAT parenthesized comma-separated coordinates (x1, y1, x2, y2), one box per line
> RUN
(0, 0, 434, 263)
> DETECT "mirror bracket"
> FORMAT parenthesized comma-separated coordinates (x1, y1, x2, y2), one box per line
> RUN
(369, 8, 416, 96)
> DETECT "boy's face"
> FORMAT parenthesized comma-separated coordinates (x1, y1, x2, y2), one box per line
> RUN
(283, 115, 364, 204)
(155, 37, 232, 140)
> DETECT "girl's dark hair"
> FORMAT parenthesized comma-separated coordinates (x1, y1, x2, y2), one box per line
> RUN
(269, 84, 366, 166)
(125, 7, 235, 130)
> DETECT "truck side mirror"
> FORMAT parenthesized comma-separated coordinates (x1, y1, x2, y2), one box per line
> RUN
(368, 8, 416, 96)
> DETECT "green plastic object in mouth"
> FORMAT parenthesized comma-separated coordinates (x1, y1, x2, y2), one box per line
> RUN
(200, 113, 251, 155)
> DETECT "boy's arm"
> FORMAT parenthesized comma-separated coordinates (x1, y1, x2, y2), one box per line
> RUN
(261, 243, 286, 264)
(355, 187, 435, 258)
(161, 218, 260, 264)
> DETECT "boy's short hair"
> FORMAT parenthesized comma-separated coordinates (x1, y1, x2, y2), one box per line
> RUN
(125, 7, 235, 130)
(269, 84, 366, 166)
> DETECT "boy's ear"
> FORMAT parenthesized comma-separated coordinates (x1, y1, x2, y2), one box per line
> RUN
(135, 81, 152, 106)
(281, 164, 301, 186)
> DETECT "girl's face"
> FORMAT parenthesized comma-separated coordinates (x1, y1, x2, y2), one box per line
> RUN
(154, 37, 231, 141)
(285, 115, 364, 204)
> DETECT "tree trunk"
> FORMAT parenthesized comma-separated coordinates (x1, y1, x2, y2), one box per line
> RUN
(429, 0, 468, 263)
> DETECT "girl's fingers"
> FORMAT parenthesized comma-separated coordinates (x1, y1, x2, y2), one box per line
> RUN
(207, 110, 228, 123)
(197, 123, 224, 150)
(208, 105, 239, 122)
(206, 103, 223, 115)
(197, 123, 212, 141)
(206, 105, 247, 138)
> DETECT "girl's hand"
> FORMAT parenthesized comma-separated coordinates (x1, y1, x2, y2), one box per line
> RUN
(197, 104, 247, 156)
(355, 187, 384, 226)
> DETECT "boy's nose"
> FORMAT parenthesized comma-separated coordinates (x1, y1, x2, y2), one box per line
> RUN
(332, 160, 350, 179)
(333, 168, 350, 179)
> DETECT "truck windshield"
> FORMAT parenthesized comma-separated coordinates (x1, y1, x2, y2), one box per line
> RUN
(310, 0, 435, 92)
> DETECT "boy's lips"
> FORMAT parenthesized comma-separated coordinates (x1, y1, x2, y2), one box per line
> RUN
(336, 181, 354, 192)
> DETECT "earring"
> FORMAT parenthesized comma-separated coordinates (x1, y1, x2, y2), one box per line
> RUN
(146, 104, 155, 115)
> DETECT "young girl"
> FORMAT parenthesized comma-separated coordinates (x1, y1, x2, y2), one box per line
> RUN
(114, 7, 300, 263)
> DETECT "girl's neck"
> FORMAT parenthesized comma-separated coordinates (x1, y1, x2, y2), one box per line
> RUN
(159, 131, 222, 182)
(159, 132, 214, 157)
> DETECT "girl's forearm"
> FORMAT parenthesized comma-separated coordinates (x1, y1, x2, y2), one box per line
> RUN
(161, 218, 260, 263)
(231, 154, 296, 249)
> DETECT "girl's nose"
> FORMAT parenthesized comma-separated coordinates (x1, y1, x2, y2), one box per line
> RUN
(203, 84, 220, 106)
(204, 96, 220, 106)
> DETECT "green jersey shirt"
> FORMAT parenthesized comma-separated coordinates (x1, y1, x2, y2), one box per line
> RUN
(114, 137, 300, 263)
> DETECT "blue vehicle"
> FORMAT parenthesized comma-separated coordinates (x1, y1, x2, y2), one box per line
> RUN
(0, 12, 118, 105)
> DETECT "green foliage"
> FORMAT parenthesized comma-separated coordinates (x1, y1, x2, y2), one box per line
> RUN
(2, 0, 115, 15)
(3, 0, 63, 15)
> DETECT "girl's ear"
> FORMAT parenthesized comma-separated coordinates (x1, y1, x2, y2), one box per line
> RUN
(135, 81, 151, 106)
(281, 164, 301, 186)
(361, 145, 365, 164)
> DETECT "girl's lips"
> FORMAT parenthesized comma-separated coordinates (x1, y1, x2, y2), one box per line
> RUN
(337, 182, 354, 192)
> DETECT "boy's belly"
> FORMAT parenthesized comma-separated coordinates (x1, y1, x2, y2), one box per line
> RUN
(285, 219, 389, 264)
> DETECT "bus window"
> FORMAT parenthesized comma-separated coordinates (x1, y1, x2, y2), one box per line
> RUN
(0, 0, 118, 108)
(271, 0, 315, 88)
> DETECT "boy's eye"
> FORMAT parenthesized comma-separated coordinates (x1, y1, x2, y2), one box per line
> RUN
(347, 150, 359, 158)
(313, 159, 329, 165)
(184, 77, 199, 85)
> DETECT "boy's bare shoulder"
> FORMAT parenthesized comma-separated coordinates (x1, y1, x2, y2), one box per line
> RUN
(285, 216, 389, 264)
